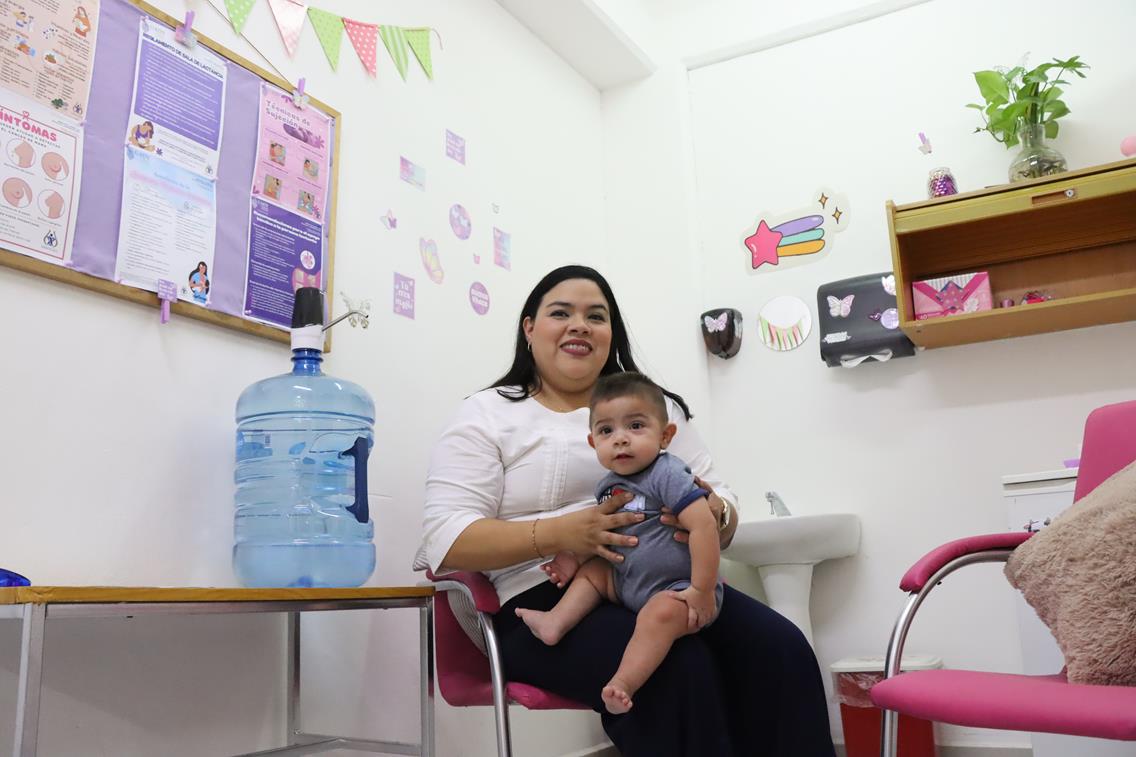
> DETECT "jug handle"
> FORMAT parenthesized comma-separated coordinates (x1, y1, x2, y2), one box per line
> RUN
(340, 436, 370, 524)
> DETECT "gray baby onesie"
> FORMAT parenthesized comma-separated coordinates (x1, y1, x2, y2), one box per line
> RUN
(596, 452, 724, 616)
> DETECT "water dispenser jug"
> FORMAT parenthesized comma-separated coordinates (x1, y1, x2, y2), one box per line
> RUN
(233, 288, 376, 587)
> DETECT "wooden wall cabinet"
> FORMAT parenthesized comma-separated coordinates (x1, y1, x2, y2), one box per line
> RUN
(887, 158, 1136, 348)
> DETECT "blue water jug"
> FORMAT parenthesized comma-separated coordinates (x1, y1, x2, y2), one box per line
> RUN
(233, 288, 376, 587)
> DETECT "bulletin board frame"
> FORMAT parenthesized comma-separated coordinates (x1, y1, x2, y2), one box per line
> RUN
(0, 0, 341, 348)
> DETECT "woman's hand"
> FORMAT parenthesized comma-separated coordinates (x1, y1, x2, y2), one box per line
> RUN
(660, 476, 730, 546)
(547, 489, 643, 564)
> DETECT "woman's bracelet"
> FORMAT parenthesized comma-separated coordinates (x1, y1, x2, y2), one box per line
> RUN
(531, 518, 544, 559)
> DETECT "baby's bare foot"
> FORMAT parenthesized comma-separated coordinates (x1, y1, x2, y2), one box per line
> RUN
(515, 608, 565, 646)
(601, 680, 633, 715)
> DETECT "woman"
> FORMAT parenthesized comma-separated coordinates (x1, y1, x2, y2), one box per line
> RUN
(415, 265, 835, 756)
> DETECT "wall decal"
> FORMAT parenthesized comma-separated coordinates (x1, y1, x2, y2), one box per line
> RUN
(742, 188, 849, 273)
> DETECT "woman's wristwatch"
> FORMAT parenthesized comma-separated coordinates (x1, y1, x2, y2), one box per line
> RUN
(717, 500, 731, 532)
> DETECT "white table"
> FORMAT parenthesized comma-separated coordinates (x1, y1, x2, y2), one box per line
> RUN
(0, 585, 435, 757)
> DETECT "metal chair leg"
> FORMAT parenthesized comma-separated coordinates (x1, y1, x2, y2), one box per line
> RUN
(478, 613, 512, 757)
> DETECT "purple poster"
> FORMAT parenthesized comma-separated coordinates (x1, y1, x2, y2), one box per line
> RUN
(127, 20, 226, 177)
(243, 197, 323, 328)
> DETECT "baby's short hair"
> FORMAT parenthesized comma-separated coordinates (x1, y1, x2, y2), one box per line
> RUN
(589, 372, 668, 426)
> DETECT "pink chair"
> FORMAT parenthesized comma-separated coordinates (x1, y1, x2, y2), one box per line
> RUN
(426, 570, 590, 757)
(872, 400, 1136, 756)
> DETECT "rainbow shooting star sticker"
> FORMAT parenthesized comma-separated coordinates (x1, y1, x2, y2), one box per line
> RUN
(743, 188, 850, 272)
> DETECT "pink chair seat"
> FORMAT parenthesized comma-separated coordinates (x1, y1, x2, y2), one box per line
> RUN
(434, 584, 590, 711)
(872, 670, 1136, 740)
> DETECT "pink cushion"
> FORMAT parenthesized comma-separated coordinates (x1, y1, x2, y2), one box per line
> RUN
(899, 532, 1033, 592)
(871, 670, 1136, 740)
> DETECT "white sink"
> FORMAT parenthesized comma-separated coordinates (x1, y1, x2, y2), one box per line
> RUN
(723, 514, 861, 646)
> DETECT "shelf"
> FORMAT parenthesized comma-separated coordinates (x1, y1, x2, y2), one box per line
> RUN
(888, 158, 1136, 348)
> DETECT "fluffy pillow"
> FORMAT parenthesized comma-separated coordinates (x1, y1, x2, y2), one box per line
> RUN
(1004, 460, 1136, 685)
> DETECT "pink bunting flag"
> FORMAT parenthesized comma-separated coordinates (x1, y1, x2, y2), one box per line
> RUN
(343, 17, 379, 76)
(267, 0, 308, 57)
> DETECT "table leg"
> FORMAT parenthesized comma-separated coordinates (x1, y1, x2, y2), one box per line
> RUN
(419, 601, 434, 757)
(286, 612, 301, 745)
(14, 603, 46, 757)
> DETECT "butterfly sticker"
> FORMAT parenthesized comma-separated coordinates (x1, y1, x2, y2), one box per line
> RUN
(703, 312, 729, 333)
(917, 132, 932, 155)
(881, 274, 896, 295)
(826, 294, 854, 318)
(380, 210, 397, 230)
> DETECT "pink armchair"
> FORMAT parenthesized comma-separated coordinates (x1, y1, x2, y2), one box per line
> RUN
(871, 400, 1136, 756)
(426, 570, 589, 757)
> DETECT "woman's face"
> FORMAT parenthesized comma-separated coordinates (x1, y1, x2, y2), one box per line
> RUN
(523, 278, 613, 392)
(197, 263, 207, 274)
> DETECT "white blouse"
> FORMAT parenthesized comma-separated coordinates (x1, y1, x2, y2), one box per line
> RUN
(413, 387, 739, 606)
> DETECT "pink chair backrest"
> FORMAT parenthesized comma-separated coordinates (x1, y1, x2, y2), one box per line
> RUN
(1074, 400, 1136, 502)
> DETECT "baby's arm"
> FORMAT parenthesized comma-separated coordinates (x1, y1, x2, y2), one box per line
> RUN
(672, 498, 720, 628)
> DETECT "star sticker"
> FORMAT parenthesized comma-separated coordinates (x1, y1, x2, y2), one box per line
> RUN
(832, 207, 843, 224)
(818, 193, 828, 208)
(744, 220, 783, 269)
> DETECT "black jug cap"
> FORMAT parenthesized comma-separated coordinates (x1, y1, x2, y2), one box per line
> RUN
(291, 287, 324, 329)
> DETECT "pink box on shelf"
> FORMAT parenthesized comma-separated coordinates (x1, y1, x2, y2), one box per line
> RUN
(912, 272, 993, 320)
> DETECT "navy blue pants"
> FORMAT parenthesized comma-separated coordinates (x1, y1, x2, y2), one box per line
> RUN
(496, 582, 836, 757)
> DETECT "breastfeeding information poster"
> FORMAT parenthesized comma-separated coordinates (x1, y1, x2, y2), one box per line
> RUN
(125, 18, 226, 177)
(0, 93, 81, 263)
(251, 84, 330, 221)
(244, 84, 330, 328)
(0, 0, 100, 120)
(243, 197, 323, 327)
(113, 145, 216, 303)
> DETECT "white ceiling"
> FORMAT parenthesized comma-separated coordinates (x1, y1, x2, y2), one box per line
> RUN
(494, 0, 657, 90)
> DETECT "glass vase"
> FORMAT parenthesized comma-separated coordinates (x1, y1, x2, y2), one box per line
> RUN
(1009, 124, 1067, 183)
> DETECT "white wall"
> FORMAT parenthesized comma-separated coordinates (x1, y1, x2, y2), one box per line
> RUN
(685, 0, 1136, 749)
(0, 0, 612, 754)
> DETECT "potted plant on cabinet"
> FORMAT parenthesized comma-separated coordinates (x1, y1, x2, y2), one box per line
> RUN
(968, 55, 1090, 182)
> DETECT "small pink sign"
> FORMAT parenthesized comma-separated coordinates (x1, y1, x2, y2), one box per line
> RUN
(394, 273, 415, 319)
(446, 130, 466, 164)
(469, 282, 490, 315)
(493, 227, 511, 271)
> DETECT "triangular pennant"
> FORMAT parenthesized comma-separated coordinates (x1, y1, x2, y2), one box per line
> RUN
(223, 0, 257, 35)
(266, 0, 308, 56)
(343, 18, 378, 77)
(307, 7, 343, 70)
(404, 28, 433, 80)
(378, 25, 409, 81)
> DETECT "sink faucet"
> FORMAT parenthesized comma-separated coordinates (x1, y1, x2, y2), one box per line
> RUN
(765, 491, 792, 517)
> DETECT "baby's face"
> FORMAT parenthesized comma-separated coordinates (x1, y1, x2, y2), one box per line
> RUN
(589, 395, 674, 477)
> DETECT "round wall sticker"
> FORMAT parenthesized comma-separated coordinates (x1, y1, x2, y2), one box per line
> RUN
(469, 282, 490, 314)
(757, 296, 812, 351)
(449, 204, 471, 240)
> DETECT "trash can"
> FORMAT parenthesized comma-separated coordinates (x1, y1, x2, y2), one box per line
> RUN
(831, 655, 942, 757)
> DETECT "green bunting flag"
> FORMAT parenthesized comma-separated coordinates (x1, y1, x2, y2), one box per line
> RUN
(404, 28, 433, 80)
(307, 7, 344, 70)
(379, 25, 409, 81)
(223, 0, 257, 35)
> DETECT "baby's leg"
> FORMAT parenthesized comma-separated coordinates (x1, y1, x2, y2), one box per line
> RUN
(602, 592, 691, 715)
(516, 558, 616, 646)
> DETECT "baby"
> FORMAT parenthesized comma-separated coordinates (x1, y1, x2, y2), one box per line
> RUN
(517, 372, 722, 714)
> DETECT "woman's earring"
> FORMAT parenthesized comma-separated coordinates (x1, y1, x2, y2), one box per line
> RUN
(526, 340, 532, 352)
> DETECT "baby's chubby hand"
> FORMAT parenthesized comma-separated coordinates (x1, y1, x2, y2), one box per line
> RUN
(666, 586, 717, 631)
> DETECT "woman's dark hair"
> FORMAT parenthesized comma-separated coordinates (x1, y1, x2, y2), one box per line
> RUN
(488, 265, 692, 419)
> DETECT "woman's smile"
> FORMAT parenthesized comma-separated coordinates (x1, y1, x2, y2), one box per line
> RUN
(560, 339, 592, 356)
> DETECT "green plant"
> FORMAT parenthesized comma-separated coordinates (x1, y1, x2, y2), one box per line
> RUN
(968, 56, 1090, 149)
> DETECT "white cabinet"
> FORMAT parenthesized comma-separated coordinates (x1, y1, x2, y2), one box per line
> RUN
(1002, 470, 1136, 757)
